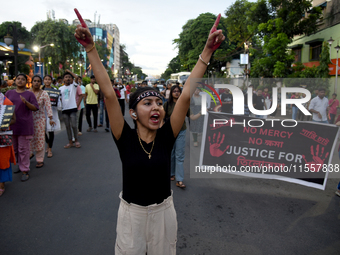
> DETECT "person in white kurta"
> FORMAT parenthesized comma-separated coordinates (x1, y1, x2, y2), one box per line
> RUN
(43, 75, 61, 158)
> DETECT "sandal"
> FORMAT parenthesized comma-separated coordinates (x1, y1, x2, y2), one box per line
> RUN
(47, 151, 53, 158)
(30, 154, 35, 159)
(36, 162, 44, 168)
(75, 141, 81, 148)
(64, 143, 73, 149)
(87, 127, 92, 132)
(21, 172, 29, 182)
(0, 188, 5, 196)
(170, 175, 175, 181)
(176, 181, 186, 189)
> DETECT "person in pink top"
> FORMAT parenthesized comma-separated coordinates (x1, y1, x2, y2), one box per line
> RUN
(328, 93, 339, 124)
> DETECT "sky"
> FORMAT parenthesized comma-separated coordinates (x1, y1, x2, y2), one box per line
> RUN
(1, 0, 238, 77)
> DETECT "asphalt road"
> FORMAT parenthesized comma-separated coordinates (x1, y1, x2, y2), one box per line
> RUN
(1, 110, 340, 255)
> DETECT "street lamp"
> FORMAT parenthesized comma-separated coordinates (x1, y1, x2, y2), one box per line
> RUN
(78, 53, 84, 77)
(4, 24, 26, 76)
(33, 43, 54, 77)
(328, 37, 340, 93)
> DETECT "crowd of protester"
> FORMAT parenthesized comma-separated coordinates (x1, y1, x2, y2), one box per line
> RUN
(0, 71, 194, 196)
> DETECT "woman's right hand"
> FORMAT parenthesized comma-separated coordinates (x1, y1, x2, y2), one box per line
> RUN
(20, 95, 26, 104)
(203, 14, 225, 54)
(74, 8, 94, 50)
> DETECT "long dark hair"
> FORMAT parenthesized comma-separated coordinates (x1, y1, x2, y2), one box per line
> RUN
(32, 75, 42, 84)
(168, 85, 181, 107)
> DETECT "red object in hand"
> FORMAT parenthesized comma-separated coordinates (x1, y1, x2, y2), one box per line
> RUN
(74, 8, 92, 47)
(209, 14, 222, 51)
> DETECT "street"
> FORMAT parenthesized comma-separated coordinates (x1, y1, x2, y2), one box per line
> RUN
(1, 111, 340, 255)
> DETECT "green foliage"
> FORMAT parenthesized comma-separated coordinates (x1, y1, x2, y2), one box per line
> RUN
(224, 0, 257, 45)
(0, 21, 31, 46)
(0, 86, 15, 94)
(173, 13, 231, 76)
(82, 76, 90, 85)
(30, 20, 81, 75)
(131, 66, 147, 81)
(0, 21, 32, 77)
(95, 40, 110, 63)
(250, 0, 322, 78)
(119, 44, 145, 80)
(317, 42, 330, 78)
(161, 56, 181, 80)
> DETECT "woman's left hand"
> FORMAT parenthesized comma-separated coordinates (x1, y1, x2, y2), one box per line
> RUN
(49, 119, 56, 126)
(204, 14, 225, 53)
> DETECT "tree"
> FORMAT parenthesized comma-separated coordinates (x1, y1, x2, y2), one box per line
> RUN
(0, 21, 32, 76)
(172, 13, 232, 77)
(131, 66, 147, 81)
(30, 20, 81, 75)
(161, 56, 181, 80)
(317, 41, 331, 78)
(224, 0, 258, 46)
(250, 0, 322, 78)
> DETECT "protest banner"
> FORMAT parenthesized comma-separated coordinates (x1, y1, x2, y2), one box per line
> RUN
(0, 104, 15, 146)
(44, 88, 60, 107)
(197, 112, 339, 190)
(0, 104, 15, 130)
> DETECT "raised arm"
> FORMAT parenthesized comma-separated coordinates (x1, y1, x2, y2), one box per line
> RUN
(65, 69, 78, 80)
(74, 8, 124, 139)
(170, 14, 225, 137)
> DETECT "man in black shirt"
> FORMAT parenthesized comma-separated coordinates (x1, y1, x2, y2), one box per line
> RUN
(221, 88, 233, 113)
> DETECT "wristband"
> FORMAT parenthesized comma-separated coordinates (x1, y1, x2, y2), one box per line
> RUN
(199, 54, 209, 66)
(86, 43, 95, 53)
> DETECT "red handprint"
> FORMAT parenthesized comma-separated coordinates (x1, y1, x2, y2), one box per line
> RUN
(302, 144, 329, 172)
(208, 132, 229, 157)
(74, 8, 94, 48)
(207, 14, 224, 52)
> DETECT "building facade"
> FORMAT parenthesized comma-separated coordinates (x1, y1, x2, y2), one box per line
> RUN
(72, 19, 120, 77)
(289, 0, 340, 92)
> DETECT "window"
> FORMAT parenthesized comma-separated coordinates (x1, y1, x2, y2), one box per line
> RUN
(309, 43, 322, 61)
(293, 48, 301, 62)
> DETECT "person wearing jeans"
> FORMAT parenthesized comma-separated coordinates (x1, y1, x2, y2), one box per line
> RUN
(63, 111, 78, 143)
(171, 130, 186, 186)
(98, 88, 104, 127)
(164, 85, 189, 188)
(59, 72, 82, 148)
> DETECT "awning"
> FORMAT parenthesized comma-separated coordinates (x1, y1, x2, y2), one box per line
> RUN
(0, 42, 33, 58)
(316, 1, 327, 8)
(305, 38, 324, 45)
(307, 2, 327, 13)
(288, 44, 303, 49)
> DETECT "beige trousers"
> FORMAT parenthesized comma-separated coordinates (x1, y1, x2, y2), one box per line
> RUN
(115, 192, 177, 255)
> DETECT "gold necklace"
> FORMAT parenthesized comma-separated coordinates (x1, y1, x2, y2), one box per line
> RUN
(137, 131, 155, 159)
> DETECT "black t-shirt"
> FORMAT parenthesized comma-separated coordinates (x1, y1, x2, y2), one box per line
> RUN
(112, 120, 176, 206)
(254, 94, 265, 110)
(221, 93, 233, 113)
